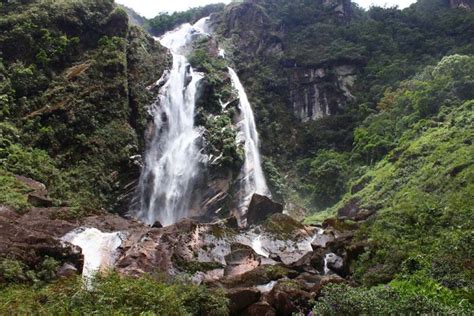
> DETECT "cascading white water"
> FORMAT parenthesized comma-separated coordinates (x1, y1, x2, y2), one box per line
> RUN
(61, 228, 123, 287)
(228, 68, 271, 217)
(135, 17, 269, 226)
(135, 20, 209, 226)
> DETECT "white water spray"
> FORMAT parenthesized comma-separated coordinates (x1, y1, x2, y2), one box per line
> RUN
(228, 67, 270, 217)
(135, 20, 209, 226)
(62, 228, 123, 286)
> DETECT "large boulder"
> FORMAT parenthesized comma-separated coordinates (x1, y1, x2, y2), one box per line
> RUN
(246, 194, 283, 226)
(220, 265, 298, 289)
(0, 207, 83, 271)
(227, 287, 261, 315)
(325, 253, 346, 276)
(224, 244, 260, 277)
(15, 175, 53, 208)
(266, 280, 314, 316)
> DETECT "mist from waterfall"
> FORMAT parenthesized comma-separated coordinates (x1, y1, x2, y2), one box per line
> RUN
(228, 67, 271, 218)
(135, 20, 209, 226)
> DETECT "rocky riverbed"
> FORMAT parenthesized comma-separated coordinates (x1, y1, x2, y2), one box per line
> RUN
(0, 176, 365, 315)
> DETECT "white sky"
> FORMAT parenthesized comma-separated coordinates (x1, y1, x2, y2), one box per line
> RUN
(116, 0, 417, 18)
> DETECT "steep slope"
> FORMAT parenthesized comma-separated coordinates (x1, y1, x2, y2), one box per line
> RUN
(0, 0, 169, 212)
(212, 0, 474, 213)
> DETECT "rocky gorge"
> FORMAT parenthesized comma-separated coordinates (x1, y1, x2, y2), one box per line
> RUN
(0, 175, 360, 315)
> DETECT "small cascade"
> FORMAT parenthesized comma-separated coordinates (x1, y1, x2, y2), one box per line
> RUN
(62, 228, 123, 286)
(135, 19, 209, 226)
(228, 67, 271, 219)
(323, 253, 331, 275)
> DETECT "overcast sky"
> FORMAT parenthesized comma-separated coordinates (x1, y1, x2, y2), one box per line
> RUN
(116, 0, 417, 18)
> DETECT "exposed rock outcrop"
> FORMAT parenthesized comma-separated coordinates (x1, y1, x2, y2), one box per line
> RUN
(289, 62, 359, 122)
(318, 0, 353, 20)
(449, 0, 472, 9)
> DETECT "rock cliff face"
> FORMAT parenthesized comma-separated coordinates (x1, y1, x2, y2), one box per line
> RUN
(289, 62, 358, 121)
(318, 0, 352, 20)
(215, 0, 359, 124)
(219, 1, 283, 59)
(449, 0, 473, 9)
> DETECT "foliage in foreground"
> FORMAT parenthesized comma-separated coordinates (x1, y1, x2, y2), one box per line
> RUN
(311, 283, 470, 315)
(0, 273, 229, 316)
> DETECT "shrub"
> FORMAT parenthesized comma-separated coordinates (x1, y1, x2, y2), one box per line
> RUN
(311, 283, 470, 315)
(0, 273, 229, 315)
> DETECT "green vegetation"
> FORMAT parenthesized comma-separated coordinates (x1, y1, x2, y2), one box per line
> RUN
(304, 55, 474, 309)
(0, 0, 168, 213)
(218, 0, 474, 212)
(146, 3, 225, 36)
(0, 273, 229, 315)
(0, 171, 31, 211)
(311, 283, 469, 315)
(189, 38, 244, 172)
(0, 257, 59, 285)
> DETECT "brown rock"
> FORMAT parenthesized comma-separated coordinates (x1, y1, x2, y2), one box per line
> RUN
(336, 197, 361, 220)
(225, 244, 260, 277)
(57, 263, 78, 278)
(311, 230, 335, 249)
(0, 214, 83, 270)
(295, 273, 323, 290)
(227, 288, 261, 315)
(246, 194, 283, 226)
(241, 302, 277, 316)
(151, 220, 163, 228)
(14, 175, 53, 207)
(266, 280, 313, 316)
(312, 274, 345, 296)
(27, 193, 53, 207)
(221, 265, 297, 289)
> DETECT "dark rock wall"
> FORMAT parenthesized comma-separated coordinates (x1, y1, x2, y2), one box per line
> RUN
(289, 63, 357, 121)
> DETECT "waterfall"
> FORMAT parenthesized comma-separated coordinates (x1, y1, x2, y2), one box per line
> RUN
(228, 68, 270, 218)
(135, 17, 269, 226)
(135, 20, 208, 226)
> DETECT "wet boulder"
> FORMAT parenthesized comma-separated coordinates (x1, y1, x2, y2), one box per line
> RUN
(246, 194, 283, 226)
(325, 253, 345, 275)
(311, 230, 335, 249)
(220, 265, 298, 289)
